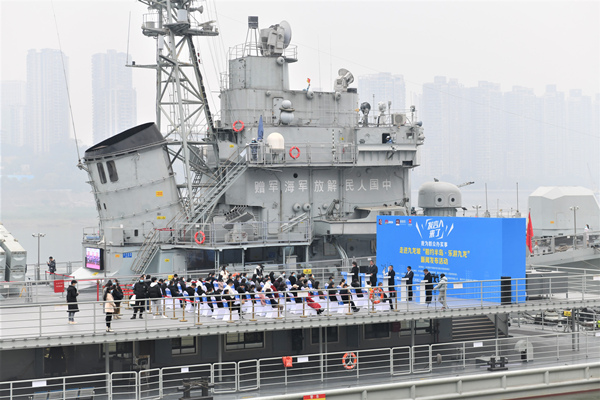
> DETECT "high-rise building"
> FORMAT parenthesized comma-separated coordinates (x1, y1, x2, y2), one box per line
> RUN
(567, 89, 596, 184)
(1, 81, 27, 147)
(501, 86, 538, 185)
(417, 76, 464, 183)
(463, 81, 503, 183)
(92, 50, 136, 144)
(540, 85, 566, 180)
(358, 72, 406, 120)
(26, 49, 70, 154)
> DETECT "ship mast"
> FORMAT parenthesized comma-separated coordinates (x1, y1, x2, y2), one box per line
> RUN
(136, 0, 218, 218)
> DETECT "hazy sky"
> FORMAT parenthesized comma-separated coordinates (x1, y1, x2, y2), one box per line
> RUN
(1, 0, 599, 146)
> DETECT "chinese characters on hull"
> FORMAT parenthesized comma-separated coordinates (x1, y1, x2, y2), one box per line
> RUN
(254, 178, 393, 194)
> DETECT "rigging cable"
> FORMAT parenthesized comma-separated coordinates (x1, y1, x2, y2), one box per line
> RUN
(50, 0, 82, 163)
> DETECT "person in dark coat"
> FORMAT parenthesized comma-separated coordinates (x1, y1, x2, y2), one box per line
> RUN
(423, 269, 433, 305)
(367, 259, 378, 287)
(350, 261, 359, 284)
(339, 283, 359, 312)
(148, 277, 163, 316)
(132, 275, 148, 319)
(66, 280, 79, 324)
(386, 265, 396, 309)
(289, 272, 297, 286)
(112, 279, 124, 319)
(404, 266, 414, 301)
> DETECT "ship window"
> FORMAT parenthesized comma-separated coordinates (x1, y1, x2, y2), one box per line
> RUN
(172, 337, 196, 355)
(400, 320, 432, 336)
(364, 322, 390, 339)
(97, 163, 107, 184)
(311, 327, 338, 344)
(225, 332, 264, 350)
(101, 342, 133, 359)
(106, 160, 119, 182)
(134, 229, 139, 237)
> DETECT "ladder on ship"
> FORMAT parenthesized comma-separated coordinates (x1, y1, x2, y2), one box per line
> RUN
(128, 153, 249, 282)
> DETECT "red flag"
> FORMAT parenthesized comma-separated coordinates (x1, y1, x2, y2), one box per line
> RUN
(526, 212, 534, 253)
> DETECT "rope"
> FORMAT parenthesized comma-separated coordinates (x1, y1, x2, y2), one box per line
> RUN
(50, 0, 82, 162)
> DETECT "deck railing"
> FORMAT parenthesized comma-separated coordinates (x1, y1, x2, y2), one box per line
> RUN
(0, 272, 599, 343)
(0, 331, 598, 399)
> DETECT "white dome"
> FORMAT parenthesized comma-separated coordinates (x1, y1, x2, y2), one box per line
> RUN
(266, 132, 285, 151)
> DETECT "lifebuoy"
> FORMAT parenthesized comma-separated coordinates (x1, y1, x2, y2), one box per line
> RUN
(369, 288, 382, 304)
(194, 231, 205, 245)
(342, 352, 357, 370)
(233, 120, 245, 132)
(289, 146, 300, 159)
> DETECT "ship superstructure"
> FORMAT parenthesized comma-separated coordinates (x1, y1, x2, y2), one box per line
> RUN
(79, 0, 424, 278)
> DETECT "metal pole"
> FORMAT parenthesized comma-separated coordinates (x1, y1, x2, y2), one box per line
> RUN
(31, 233, 45, 282)
(319, 327, 323, 382)
(570, 206, 578, 250)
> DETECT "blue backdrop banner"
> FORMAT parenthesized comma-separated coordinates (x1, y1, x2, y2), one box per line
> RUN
(376, 216, 526, 303)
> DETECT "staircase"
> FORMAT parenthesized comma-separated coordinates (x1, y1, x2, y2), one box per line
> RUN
(190, 157, 248, 224)
(452, 315, 507, 342)
(127, 153, 248, 279)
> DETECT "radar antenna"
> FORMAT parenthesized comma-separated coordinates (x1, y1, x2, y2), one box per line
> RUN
(135, 0, 218, 218)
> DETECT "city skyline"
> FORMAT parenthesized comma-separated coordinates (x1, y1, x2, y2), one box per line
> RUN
(91, 50, 137, 144)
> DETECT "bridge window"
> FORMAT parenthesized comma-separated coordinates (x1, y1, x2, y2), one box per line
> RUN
(364, 322, 390, 339)
(311, 327, 339, 344)
(97, 163, 107, 184)
(106, 160, 119, 182)
(226, 332, 264, 350)
(172, 337, 196, 355)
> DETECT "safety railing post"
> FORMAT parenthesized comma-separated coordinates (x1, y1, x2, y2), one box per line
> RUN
(145, 299, 149, 329)
(346, 299, 352, 315)
(39, 304, 43, 337)
(389, 348, 394, 376)
(93, 300, 97, 333)
(480, 281, 483, 307)
(227, 297, 233, 323)
(195, 302, 202, 325)
(276, 297, 282, 319)
(171, 298, 178, 320)
(250, 297, 257, 321)
(300, 297, 307, 318)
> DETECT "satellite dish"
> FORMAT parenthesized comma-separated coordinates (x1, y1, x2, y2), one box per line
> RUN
(338, 68, 354, 85)
(280, 20, 292, 48)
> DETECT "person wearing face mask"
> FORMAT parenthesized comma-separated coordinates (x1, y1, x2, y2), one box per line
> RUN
(132, 275, 149, 319)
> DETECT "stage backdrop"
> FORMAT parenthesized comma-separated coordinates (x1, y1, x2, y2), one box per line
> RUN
(376, 216, 526, 303)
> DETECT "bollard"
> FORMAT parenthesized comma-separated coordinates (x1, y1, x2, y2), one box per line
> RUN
(250, 297, 257, 321)
(300, 298, 307, 318)
(195, 305, 202, 325)
(180, 299, 188, 322)
(227, 300, 234, 323)
(171, 298, 178, 320)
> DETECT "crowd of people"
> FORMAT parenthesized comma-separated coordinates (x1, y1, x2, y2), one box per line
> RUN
(67, 262, 450, 327)
(96, 263, 450, 324)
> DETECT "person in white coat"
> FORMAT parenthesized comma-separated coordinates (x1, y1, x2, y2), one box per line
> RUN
(434, 273, 448, 310)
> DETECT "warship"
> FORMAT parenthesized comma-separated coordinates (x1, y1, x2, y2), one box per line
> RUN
(0, 2, 598, 400)
(76, 1, 424, 282)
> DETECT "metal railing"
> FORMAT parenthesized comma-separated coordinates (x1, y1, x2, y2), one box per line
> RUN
(1, 273, 599, 343)
(530, 230, 599, 255)
(0, 331, 598, 399)
(172, 219, 312, 247)
(245, 142, 356, 166)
